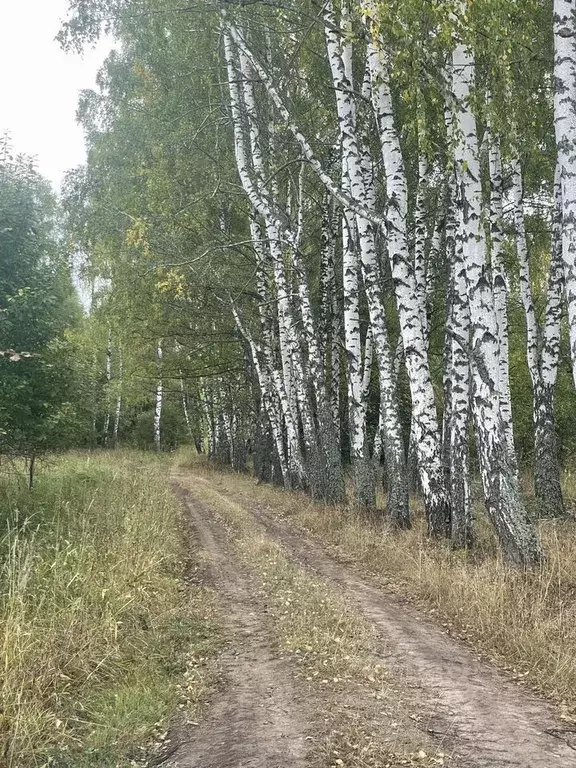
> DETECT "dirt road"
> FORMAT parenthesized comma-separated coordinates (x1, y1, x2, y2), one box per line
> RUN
(169, 472, 576, 768)
(165, 484, 312, 768)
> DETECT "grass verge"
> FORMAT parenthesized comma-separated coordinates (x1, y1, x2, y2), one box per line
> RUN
(0, 451, 220, 767)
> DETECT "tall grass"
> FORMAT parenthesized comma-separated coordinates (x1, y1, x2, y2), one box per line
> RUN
(0, 452, 206, 767)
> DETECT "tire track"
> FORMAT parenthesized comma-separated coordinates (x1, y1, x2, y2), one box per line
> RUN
(166, 483, 312, 768)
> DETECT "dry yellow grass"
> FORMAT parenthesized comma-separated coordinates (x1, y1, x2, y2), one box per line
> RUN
(181, 454, 576, 718)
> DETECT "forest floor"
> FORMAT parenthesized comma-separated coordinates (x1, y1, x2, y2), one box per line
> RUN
(168, 464, 576, 768)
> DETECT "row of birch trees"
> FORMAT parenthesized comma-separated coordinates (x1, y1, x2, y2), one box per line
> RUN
(61, 0, 576, 564)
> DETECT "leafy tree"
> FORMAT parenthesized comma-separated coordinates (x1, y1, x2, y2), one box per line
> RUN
(0, 144, 83, 481)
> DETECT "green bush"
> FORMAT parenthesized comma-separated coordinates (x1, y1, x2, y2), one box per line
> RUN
(132, 405, 186, 451)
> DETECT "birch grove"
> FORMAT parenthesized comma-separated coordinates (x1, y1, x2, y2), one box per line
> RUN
(61, 0, 576, 565)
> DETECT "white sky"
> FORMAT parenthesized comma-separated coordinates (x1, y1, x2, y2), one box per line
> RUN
(0, 0, 112, 191)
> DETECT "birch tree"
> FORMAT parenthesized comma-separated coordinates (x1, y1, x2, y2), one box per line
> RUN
(486, 117, 517, 472)
(153, 341, 163, 452)
(512, 161, 565, 518)
(554, 0, 576, 386)
(451, 12, 542, 564)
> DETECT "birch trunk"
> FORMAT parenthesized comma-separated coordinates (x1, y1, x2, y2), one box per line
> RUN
(337, 4, 375, 510)
(103, 328, 112, 446)
(451, 30, 542, 565)
(292, 171, 345, 503)
(154, 341, 163, 453)
(365, 30, 447, 534)
(414, 158, 429, 353)
(487, 121, 517, 471)
(442, 159, 474, 545)
(537, 170, 566, 517)
(342, 213, 375, 507)
(554, 0, 576, 387)
(179, 371, 193, 441)
(113, 347, 123, 448)
(513, 162, 565, 518)
(325, 3, 409, 520)
(449, 191, 473, 547)
(320, 200, 342, 449)
(221, 389, 235, 468)
(331, 282, 342, 440)
(201, 385, 216, 458)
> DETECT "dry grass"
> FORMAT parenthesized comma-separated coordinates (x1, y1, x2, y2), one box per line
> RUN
(180, 453, 576, 719)
(0, 451, 220, 767)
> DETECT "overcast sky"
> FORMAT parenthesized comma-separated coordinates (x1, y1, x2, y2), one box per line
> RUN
(0, 0, 112, 190)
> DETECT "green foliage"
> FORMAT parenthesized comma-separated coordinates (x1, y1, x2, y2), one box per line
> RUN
(133, 405, 186, 451)
(0, 148, 84, 460)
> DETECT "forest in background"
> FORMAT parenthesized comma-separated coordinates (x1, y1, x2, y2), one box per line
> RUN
(5, 0, 576, 562)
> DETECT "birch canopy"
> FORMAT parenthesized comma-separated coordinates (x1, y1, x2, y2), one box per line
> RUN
(59, 0, 576, 565)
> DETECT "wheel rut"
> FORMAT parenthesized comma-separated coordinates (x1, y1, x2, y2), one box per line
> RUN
(166, 483, 311, 768)
(185, 474, 576, 768)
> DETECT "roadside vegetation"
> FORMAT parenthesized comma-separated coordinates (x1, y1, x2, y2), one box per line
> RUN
(0, 452, 220, 768)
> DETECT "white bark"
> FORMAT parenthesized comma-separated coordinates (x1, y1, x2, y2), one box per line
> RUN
(451, 24, 541, 564)
(414, 157, 429, 351)
(113, 347, 123, 447)
(364, 24, 446, 532)
(448, 175, 473, 547)
(320, 199, 341, 442)
(342, 210, 374, 506)
(486, 120, 516, 469)
(154, 341, 163, 452)
(179, 370, 193, 440)
(103, 327, 112, 445)
(221, 388, 235, 467)
(325, 4, 408, 522)
(200, 384, 215, 457)
(554, 0, 576, 386)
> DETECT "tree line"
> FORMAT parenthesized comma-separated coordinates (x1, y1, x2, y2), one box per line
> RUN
(8, 0, 575, 562)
